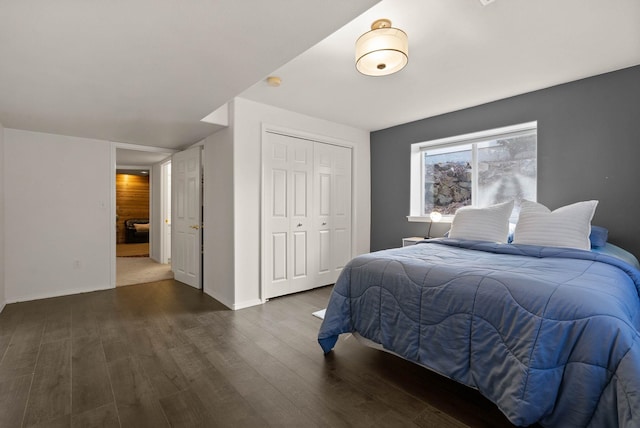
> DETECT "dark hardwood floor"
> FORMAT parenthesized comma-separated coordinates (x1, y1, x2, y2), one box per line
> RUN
(0, 280, 524, 427)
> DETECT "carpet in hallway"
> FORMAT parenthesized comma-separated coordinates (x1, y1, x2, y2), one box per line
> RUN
(116, 257, 173, 286)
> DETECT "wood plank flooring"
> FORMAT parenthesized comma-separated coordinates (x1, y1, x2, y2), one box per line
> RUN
(0, 280, 527, 428)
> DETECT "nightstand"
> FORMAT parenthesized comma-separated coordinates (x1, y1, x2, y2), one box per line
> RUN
(402, 236, 425, 247)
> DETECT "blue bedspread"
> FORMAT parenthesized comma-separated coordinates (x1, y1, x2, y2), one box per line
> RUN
(318, 239, 640, 427)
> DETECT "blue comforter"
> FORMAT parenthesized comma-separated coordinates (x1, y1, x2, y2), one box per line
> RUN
(318, 239, 640, 427)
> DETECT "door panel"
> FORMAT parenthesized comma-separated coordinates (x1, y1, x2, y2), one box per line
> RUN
(172, 146, 202, 289)
(314, 144, 331, 284)
(319, 174, 331, 216)
(293, 171, 307, 217)
(334, 228, 349, 270)
(272, 232, 287, 282)
(314, 143, 352, 285)
(332, 146, 352, 272)
(272, 169, 287, 217)
(318, 230, 331, 273)
(288, 138, 313, 295)
(263, 132, 313, 298)
(293, 231, 307, 278)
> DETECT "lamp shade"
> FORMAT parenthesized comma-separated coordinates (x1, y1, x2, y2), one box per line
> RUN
(355, 19, 408, 76)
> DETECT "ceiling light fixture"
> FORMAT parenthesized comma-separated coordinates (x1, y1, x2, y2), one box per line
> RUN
(266, 76, 282, 87)
(355, 18, 408, 77)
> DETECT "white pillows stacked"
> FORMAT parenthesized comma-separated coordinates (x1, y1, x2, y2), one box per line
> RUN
(448, 199, 598, 250)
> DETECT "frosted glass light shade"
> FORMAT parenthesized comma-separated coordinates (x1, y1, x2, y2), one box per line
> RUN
(355, 21, 408, 77)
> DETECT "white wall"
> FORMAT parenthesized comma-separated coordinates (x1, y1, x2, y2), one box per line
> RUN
(0, 123, 5, 311)
(204, 97, 370, 309)
(0, 101, 370, 308)
(4, 129, 113, 302)
(202, 123, 235, 308)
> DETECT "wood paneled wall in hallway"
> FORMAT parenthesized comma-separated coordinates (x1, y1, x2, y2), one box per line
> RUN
(116, 174, 149, 244)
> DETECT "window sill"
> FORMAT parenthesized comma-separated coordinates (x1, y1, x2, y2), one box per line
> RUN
(407, 215, 452, 223)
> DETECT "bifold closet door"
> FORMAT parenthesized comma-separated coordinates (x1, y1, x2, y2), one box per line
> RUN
(263, 132, 314, 299)
(315, 143, 352, 286)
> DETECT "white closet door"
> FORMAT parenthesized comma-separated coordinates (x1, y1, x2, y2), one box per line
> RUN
(314, 143, 352, 286)
(263, 133, 313, 299)
(331, 145, 352, 276)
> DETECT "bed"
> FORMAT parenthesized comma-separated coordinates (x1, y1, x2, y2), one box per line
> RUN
(318, 202, 640, 427)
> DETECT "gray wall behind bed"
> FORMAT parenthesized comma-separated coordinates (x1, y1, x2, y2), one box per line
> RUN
(370, 65, 640, 258)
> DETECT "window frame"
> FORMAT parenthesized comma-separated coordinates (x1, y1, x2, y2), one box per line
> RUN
(408, 121, 537, 223)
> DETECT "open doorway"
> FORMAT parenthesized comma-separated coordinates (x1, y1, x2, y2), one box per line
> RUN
(115, 146, 175, 287)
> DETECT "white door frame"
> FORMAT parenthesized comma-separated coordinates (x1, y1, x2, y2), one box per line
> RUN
(110, 142, 177, 288)
(160, 159, 172, 264)
(260, 124, 355, 301)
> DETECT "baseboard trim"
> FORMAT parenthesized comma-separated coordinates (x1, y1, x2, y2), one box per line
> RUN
(202, 289, 264, 311)
(232, 299, 264, 311)
(6, 284, 114, 304)
(203, 289, 233, 309)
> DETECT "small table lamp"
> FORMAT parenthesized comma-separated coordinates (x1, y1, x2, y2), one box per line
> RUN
(426, 211, 443, 238)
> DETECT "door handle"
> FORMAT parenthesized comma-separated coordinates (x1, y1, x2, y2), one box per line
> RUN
(322, 222, 327, 226)
(296, 223, 302, 227)
(190, 225, 200, 230)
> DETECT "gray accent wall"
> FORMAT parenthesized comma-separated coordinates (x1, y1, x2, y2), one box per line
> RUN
(371, 65, 640, 258)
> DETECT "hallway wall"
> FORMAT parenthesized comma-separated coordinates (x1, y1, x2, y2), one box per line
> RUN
(4, 129, 112, 302)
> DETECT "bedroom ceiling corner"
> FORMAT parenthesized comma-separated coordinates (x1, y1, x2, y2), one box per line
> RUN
(239, 0, 640, 132)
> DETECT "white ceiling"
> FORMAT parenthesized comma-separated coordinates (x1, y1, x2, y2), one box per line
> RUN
(116, 148, 173, 168)
(1, 0, 639, 154)
(241, 0, 640, 132)
(0, 0, 378, 150)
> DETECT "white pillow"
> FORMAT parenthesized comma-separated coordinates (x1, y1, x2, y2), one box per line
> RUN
(448, 200, 514, 243)
(512, 200, 598, 250)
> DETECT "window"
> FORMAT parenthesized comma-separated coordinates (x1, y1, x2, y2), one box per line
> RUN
(409, 122, 537, 222)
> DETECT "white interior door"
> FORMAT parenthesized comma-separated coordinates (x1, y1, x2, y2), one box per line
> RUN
(315, 143, 332, 285)
(315, 143, 352, 285)
(172, 147, 202, 288)
(330, 145, 352, 277)
(263, 132, 313, 299)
